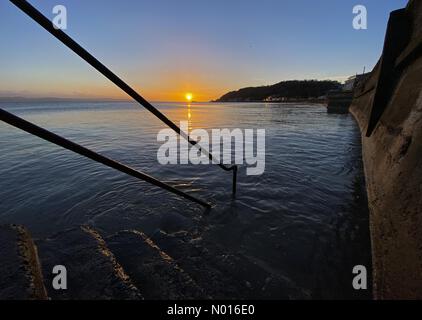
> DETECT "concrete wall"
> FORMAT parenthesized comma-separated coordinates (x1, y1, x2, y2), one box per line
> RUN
(350, 0, 422, 299)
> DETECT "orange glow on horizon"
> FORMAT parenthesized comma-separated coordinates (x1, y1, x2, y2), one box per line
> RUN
(6, 76, 228, 102)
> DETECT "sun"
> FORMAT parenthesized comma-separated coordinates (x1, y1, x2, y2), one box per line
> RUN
(185, 93, 193, 102)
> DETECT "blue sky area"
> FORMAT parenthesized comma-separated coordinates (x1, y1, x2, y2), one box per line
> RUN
(0, 0, 408, 101)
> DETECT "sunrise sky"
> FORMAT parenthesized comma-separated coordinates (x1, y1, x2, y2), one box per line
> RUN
(0, 0, 408, 102)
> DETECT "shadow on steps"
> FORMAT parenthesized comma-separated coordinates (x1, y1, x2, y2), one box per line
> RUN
(2, 223, 308, 300)
(106, 230, 208, 299)
(36, 226, 142, 300)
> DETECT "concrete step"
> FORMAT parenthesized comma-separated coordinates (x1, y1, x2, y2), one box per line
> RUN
(0, 224, 48, 300)
(36, 226, 142, 300)
(105, 230, 208, 299)
(151, 230, 307, 299)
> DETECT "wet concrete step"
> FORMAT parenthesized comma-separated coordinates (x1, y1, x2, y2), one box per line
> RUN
(0, 224, 48, 300)
(106, 230, 208, 299)
(151, 230, 307, 299)
(36, 226, 142, 300)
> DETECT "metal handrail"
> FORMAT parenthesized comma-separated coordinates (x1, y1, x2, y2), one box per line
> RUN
(10, 0, 237, 189)
(0, 108, 211, 208)
(5, 0, 238, 206)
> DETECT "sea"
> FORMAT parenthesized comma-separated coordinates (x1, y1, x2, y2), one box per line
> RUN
(0, 101, 372, 299)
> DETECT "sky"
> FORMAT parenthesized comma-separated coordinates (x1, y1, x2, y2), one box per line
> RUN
(0, 0, 408, 102)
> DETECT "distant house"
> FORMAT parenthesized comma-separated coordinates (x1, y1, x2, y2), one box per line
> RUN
(327, 72, 372, 113)
(264, 96, 287, 102)
(342, 73, 371, 92)
(343, 76, 356, 91)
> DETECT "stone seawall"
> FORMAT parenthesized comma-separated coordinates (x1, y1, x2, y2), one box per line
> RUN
(349, 0, 422, 299)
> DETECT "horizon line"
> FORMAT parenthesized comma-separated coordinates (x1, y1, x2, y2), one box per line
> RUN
(0, 96, 215, 103)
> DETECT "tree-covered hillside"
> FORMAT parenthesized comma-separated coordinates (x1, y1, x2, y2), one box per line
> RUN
(215, 80, 341, 102)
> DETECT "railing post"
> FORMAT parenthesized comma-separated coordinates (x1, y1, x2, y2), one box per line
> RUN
(232, 166, 238, 197)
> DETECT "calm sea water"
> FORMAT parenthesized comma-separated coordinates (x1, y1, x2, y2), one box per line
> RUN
(0, 101, 371, 299)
